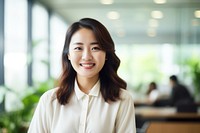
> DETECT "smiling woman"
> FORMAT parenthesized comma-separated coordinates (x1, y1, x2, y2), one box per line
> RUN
(68, 28, 106, 86)
(28, 18, 136, 133)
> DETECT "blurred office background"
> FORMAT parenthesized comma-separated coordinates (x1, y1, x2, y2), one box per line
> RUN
(0, 0, 200, 132)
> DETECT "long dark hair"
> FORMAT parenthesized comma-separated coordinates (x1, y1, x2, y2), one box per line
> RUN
(57, 18, 127, 105)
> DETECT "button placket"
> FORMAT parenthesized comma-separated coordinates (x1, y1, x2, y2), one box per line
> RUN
(79, 95, 89, 133)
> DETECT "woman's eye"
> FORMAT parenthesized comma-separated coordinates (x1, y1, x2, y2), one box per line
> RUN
(92, 47, 101, 51)
(74, 47, 82, 51)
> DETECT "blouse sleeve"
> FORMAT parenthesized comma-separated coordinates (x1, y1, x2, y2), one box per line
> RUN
(27, 91, 52, 133)
(115, 90, 136, 133)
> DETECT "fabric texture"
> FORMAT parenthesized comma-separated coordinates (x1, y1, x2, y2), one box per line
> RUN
(28, 80, 136, 133)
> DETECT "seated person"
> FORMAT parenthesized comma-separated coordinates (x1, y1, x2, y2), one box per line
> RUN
(169, 75, 194, 106)
(146, 82, 159, 102)
(153, 75, 194, 107)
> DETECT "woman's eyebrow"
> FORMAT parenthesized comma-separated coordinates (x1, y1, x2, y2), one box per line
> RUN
(72, 42, 99, 45)
(72, 42, 83, 45)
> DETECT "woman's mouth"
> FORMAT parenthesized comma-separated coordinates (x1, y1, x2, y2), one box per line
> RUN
(80, 63, 95, 69)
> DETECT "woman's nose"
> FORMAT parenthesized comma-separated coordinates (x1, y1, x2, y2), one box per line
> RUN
(82, 49, 93, 60)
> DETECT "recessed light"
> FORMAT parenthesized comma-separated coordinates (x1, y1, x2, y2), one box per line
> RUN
(194, 10, 200, 18)
(100, 0, 113, 5)
(151, 10, 163, 19)
(149, 19, 159, 27)
(147, 28, 157, 37)
(192, 19, 199, 26)
(107, 11, 120, 20)
(153, 0, 167, 4)
(116, 29, 126, 37)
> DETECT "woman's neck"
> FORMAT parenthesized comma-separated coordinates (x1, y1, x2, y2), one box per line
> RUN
(76, 76, 99, 94)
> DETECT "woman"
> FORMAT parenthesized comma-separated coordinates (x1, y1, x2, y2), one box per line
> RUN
(146, 82, 160, 102)
(28, 18, 136, 133)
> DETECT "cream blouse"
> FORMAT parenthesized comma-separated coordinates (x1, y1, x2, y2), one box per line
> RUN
(28, 80, 136, 133)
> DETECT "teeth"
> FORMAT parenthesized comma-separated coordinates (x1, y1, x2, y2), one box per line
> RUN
(81, 64, 94, 67)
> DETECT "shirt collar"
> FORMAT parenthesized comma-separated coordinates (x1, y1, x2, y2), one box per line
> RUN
(74, 79, 100, 100)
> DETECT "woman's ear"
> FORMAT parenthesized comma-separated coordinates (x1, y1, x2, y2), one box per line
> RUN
(68, 54, 71, 60)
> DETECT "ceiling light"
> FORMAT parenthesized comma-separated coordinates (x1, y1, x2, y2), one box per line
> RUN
(151, 10, 163, 19)
(116, 29, 126, 37)
(147, 28, 157, 37)
(194, 10, 200, 18)
(149, 19, 159, 27)
(100, 0, 113, 5)
(153, 0, 167, 4)
(192, 19, 199, 26)
(107, 11, 120, 20)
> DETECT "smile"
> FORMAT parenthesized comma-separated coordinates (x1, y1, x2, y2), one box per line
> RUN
(80, 63, 95, 68)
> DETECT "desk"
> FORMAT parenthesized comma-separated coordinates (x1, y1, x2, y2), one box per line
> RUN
(135, 107, 200, 119)
(134, 99, 153, 107)
(135, 107, 200, 133)
(146, 122, 200, 133)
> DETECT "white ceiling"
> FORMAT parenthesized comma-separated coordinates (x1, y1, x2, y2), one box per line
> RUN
(35, 0, 200, 44)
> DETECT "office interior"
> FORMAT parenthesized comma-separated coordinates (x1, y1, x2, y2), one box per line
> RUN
(0, 0, 200, 133)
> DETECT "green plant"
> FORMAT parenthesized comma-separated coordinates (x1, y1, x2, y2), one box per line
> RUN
(190, 62, 200, 101)
(0, 78, 55, 133)
(184, 58, 200, 101)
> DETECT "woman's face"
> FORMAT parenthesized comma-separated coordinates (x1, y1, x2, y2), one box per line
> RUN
(68, 28, 106, 80)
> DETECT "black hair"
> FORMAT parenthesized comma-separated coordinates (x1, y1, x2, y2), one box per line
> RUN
(56, 18, 127, 105)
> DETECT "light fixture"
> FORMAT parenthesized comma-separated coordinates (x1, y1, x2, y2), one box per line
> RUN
(192, 19, 199, 26)
(116, 29, 126, 37)
(153, 0, 167, 4)
(107, 11, 120, 20)
(194, 10, 200, 18)
(100, 0, 113, 5)
(147, 28, 157, 37)
(151, 10, 163, 19)
(149, 19, 159, 27)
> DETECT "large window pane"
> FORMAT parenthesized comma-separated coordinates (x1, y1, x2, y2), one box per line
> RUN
(50, 14, 67, 79)
(116, 43, 200, 99)
(32, 3, 48, 83)
(4, 0, 27, 92)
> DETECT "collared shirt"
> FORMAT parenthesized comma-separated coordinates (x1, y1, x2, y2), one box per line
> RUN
(28, 80, 136, 133)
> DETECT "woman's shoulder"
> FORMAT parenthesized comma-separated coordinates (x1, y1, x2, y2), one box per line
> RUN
(118, 89, 135, 109)
(40, 87, 58, 102)
(120, 89, 134, 101)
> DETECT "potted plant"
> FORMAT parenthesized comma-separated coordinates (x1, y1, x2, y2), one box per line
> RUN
(0, 78, 55, 133)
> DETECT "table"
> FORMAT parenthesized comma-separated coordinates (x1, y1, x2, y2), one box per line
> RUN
(135, 107, 200, 133)
(135, 106, 200, 119)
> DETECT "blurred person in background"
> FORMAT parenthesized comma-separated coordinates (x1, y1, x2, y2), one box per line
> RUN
(153, 75, 194, 108)
(146, 82, 157, 95)
(146, 81, 160, 102)
(168, 75, 194, 106)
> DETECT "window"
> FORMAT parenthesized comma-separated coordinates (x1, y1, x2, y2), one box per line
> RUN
(4, 0, 27, 92)
(32, 3, 49, 83)
(50, 14, 67, 79)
